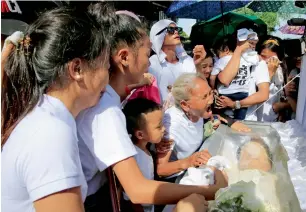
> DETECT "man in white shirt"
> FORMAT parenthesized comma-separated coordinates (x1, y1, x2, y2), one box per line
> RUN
(215, 25, 270, 121)
(210, 32, 258, 120)
(149, 19, 206, 102)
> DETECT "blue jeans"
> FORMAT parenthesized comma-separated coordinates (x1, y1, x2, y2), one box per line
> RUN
(222, 92, 248, 120)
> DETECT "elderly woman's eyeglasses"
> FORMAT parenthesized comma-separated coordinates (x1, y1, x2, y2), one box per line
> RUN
(156, 26, 183, 36)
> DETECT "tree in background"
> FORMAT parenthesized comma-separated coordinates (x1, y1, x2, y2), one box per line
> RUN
(179, 30, 189, 39)
(234, 7, 291, 33)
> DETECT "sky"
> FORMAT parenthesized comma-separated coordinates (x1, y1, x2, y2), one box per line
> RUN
(177, 18, 197, 36)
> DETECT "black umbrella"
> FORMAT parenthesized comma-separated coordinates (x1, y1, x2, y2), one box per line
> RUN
(1, 1, 66, 36)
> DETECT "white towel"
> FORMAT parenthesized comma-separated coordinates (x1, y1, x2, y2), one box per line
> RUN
(162, 156, 230, 212)
(241, 50, 260, 66)
(180, 156, 231, 186)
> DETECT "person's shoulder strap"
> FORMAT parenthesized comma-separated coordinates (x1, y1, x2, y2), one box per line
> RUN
(107, 167, 121, 212)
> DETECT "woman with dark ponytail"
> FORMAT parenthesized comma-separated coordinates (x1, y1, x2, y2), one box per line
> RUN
(1, 4, 114, 212)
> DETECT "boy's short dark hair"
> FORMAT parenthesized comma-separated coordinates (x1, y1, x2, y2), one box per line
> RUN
(235, 20, 259, 35)
(123, 98, 162, 143)
(212, 34, 235, 57)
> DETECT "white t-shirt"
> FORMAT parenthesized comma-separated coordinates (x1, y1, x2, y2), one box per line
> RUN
(1, 95, 87, 212)
(211, 55, 251, 95)
(76, 85, 137, 196)
(163, 107, 204, 162)
(123, 146, 154, 212)
(149, 54, 196, 102)
(257, 56, 284, 122)
(245, 60, 270, 121)
(257, 83, 279, 122)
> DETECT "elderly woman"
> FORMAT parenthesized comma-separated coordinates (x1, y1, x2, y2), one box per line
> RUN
(149, 19, 206, 102)
(156, 73, 249, 182)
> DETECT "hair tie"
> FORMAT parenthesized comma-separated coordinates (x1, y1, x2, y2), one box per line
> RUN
(115, 10, 141, 23)
(2, 31, 24, 51)
(16, 35, 33, 56)
(263, 39, 279, 46)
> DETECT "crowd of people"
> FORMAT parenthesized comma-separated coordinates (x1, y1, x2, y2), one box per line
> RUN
(1, 2, 302, 212)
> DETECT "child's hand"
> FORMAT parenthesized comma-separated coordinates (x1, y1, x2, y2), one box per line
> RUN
(139, 73, 154, 86)
(186, 149, 212, 168)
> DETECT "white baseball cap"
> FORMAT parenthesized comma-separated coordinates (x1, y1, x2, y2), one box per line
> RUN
(237, 28, 258, 41)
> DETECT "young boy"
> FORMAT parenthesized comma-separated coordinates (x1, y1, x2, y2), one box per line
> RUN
(210, 29, 259, 120)
(122, 98, 165, 212)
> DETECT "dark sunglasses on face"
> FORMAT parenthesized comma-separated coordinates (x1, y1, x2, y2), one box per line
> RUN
(156, 26, 183, 35)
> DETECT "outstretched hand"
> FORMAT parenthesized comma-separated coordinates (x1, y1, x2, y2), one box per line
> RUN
(193, 45, 206, 66)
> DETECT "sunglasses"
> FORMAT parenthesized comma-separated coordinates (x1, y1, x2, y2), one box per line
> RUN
(156, 26, 183, 35)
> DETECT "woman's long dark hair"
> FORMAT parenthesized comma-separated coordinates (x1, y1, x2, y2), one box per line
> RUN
(1, 4, 115, 147)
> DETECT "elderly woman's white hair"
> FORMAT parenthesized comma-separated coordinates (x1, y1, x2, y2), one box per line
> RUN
(171, 73, 206, 108)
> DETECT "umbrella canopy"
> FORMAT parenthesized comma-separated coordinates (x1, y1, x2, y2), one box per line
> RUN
(167, 0, 250, 20)
(248, 0, 306, 13)
(1, 1, 66, 36)
(190, 12, 267, 49)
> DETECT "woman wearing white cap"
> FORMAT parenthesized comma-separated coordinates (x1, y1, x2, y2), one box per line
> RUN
(149, 19, 206, 102)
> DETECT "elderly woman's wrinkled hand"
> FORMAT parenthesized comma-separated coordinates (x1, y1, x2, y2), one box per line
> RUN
(231, 121, 251, 132)
(193, 45, 206, 66)
(173, 194, 208, 212)
(187, 149, 212, 168)
(156, 138, 173, 154)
